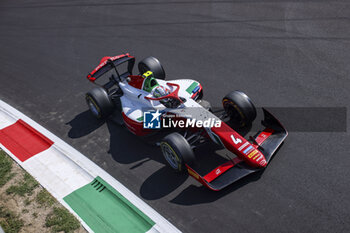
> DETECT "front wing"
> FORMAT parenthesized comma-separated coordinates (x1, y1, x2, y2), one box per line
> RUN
(186, 108, 288, 191)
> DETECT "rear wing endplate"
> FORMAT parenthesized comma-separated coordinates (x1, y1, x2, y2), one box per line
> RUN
(86, 53, 135, 82)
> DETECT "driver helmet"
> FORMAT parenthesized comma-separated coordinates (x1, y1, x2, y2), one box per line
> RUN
(152, 86, 170, 105)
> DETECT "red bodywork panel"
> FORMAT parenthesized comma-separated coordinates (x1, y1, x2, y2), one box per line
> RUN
(128, 75, 144, 90)
(122, 112, 151, 136)
(254, 128, 274, 146)
(203, 157, 242, 183)
(211, 122, 267, 168)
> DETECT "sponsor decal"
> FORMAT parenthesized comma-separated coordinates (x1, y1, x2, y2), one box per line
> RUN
(259, 160, 266, 166)
(187, 168, 200, 180)
(192, 85, 200, 93)
(243, 145, 253, 154)
(238, 142, 249, 151)
(256, 155, 263, 162)
(253, 153, 260, 160)
(248, 150, 258, 159)
(230, 135, 242, 144)
(215, 169, 221, 175)
(186, 81, 199, 94)
(94, 54, 126, 73)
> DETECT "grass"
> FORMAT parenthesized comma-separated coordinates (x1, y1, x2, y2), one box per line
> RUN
(0, 150, 15, 187)
(36, 189, 55, 207)
(6, 172, 39, 196)
(0, 206, 24, 233)
(46, 207, 80, 233)
(21, 209, 29, 214)
(24, 198, 31, 206)
(0, 150, 83, 232)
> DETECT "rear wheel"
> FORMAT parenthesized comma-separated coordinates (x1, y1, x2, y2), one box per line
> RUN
(86, 87, 114, 119)
(222, 90, 256, 127)
(160, 132, 195, 173)
(138, 56, 165, 80)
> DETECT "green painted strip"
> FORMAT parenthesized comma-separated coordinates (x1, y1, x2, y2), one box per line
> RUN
(63, 177, 155, 233)
(185, 81, 198, 94)
(136, 116, 144, 122)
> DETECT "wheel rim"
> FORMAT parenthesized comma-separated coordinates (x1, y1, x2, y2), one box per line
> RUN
(161, 143, 179, 169)
(225, 105, 242, 122)
(88, 100, 99, 117)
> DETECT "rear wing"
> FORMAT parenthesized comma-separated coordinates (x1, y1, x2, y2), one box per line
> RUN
(86, 53, 135, 82)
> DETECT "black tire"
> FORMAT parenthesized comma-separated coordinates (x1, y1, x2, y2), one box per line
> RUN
(160, 132, 195, 173)
(222, 90, 256, 127)
(86, 87, 114, 119)
(138, 56, 165, 80)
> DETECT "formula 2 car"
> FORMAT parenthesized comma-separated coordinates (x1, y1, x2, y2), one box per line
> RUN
(84, 53, 288, 191)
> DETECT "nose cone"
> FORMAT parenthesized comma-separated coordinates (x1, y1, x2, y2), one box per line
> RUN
(245, 149, 267, 168)
(258, 157, 267, 167)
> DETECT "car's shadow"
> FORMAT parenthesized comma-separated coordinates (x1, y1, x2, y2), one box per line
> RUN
(67, 109, 273, 205)
(169, 169, 264, 205)
(105, 120, 165, 165)
(66, 110, 105, 138)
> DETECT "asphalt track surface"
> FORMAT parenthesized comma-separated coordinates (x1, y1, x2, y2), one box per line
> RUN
(1, 1, 350, 232)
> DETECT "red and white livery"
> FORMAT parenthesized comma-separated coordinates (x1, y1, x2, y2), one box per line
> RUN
(84, 53, 288, 191)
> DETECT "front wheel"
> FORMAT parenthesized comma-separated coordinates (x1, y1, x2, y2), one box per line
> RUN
(222, 90, 256, 127)
(160, 132, 195, 173)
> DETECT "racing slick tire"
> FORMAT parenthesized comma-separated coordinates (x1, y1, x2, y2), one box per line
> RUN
(222, 90, 257, 127)
(160, 132, 195, 173)
(138, 56, 166, 80)
(86, 87, 114, 119)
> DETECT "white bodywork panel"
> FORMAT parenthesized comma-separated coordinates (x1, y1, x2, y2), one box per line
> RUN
(119, 78, 219, 123)
(119, 78, 222, 146)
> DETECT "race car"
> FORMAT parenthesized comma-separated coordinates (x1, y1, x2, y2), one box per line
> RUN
(84, 53, 288, 191)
